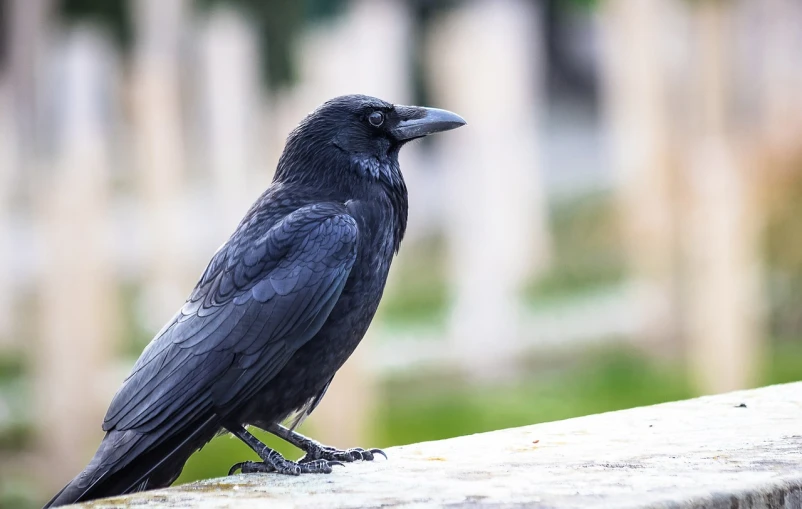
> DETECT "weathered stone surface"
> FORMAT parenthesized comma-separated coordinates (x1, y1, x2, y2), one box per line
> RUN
(74, 383, 802, 508)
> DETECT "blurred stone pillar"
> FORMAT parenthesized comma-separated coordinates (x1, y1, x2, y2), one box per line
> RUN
(278, 0, 415, 447)
(197, 8, 263, 235)
(427, 0, 549, 376)
(132, 0, 191, 330)
(35, 28, 119, 490)
(599, 0, 684, 354)
(683, 1, 761, 394)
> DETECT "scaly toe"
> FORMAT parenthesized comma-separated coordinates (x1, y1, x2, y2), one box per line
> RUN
(298, 445, 387, 463)
(297, 459, 343, 474)
(273, 460, 301, 476)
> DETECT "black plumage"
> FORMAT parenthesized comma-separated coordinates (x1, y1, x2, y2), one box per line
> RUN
(45, 94, 465, 508)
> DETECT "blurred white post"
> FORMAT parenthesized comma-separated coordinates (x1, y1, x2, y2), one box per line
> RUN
(35, 28, 119, 489)
(599, 0, 684, 353)
(0, 81, 15, 347)
(427, 0, 549, 376)
(684, 1, 760, 394)
(280, 0, 415, 447)
(197, 8, 263, 234)
(132, 0, 191, 329)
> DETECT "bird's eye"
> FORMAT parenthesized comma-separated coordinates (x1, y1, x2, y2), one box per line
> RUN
(368, 111, 385, 127)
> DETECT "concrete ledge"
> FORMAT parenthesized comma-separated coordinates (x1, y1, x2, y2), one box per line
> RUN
(75, 383, 802, 508)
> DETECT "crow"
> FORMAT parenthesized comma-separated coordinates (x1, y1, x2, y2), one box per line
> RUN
(45, 95, 465, 507)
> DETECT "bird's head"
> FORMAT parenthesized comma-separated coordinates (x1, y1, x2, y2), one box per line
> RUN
(275, 94, 466, 186)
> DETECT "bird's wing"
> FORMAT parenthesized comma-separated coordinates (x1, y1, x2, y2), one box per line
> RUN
(103, 202, 358, 434)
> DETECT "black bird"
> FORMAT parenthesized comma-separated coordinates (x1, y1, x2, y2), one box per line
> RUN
(45, 95, 465, 507)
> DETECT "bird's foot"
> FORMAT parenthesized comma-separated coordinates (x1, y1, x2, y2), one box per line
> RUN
(225, 423, 342, 476)
(299, 444, 387, 464)
(228, 456, 342, 476)
(264, 423, 387, 465)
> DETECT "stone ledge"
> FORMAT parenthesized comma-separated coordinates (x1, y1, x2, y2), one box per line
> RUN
(74, 382, 802, 508)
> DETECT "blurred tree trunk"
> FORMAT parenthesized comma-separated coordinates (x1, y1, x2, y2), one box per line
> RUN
(756, 0, 802, 161)
(682, 0, 762, 394)
(427, 0, 550, 378)
(197, 7, 263, 236)
(7, 0, 53, 160)
(599, 0, 684, 355)
(35, 27, 120, 491)
(132, 0, 193, 331)
(746, 0, 802, 342)
(601, 0, 763, 392)
(0, 80, 15, 348)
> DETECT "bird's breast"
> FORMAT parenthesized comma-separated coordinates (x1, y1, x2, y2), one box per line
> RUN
(313, 195, 400, 349)
(343, 197, 398, 301)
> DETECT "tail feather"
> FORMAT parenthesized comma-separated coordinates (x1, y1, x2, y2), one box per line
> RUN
(44, 416, 219, 508)
(42, 484, 71, 509)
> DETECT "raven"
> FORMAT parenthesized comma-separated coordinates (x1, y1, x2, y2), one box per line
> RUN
(45, 95, 465, 507)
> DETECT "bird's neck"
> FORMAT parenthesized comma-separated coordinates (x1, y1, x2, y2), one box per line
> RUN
(345, 153, 408, 253)
(376, 158, 408, 254)
(274, 146, 408, 252)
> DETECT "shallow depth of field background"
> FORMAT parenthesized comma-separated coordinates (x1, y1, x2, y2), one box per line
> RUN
(1, 0, 802, 506)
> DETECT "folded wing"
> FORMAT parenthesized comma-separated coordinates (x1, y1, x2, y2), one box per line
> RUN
(103, 201, 358, 447)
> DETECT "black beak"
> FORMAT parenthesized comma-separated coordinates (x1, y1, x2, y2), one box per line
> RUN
(391, 106, 467, 141)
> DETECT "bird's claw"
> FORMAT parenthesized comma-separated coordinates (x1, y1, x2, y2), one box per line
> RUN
(370, 448, 388, 460)
(346, 447, 386, 461)
(229, 461, 272, 476)
(299, 445, 387, 464)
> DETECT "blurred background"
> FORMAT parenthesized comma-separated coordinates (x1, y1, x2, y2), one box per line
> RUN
(1, 0, 802, 506)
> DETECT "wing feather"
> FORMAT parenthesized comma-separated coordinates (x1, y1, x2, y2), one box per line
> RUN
(102, 203, 358, 436)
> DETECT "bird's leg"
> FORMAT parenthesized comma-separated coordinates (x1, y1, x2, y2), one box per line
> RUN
(267, 423, 387, 463)
(224, 423, 342, 476)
